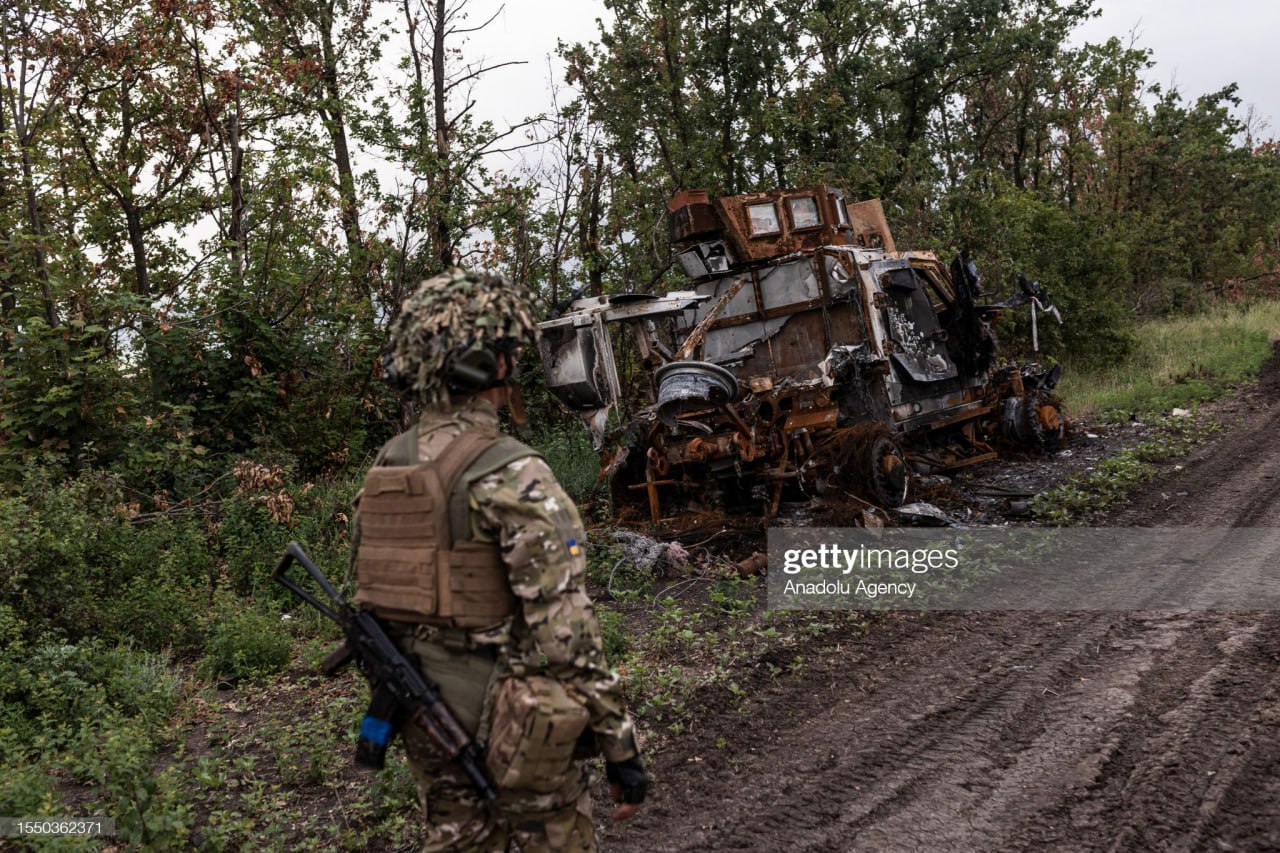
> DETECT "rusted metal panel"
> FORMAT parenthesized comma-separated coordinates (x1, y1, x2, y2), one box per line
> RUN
(709, 187, 860, 262)
(784, 407, 839, 432)
(667, 189, 720, 243)
(847, 198, 896, 252)
(674, 277, 750, 361)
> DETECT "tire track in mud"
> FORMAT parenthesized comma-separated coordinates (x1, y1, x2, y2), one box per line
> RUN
(604, 350, 1280, 852)
(612, 611, 1280, 853)
(1029, 614, 1280, 853)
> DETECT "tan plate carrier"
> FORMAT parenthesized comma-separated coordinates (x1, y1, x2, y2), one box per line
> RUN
(353, 426, 529, 627)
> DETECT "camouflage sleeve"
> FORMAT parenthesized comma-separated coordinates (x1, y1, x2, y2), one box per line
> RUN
(470, 455, 639, 763)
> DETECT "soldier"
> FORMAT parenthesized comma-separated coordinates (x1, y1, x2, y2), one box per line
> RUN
(351, 268, 647, 851)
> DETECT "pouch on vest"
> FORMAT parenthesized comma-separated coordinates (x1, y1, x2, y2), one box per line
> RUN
(484, 675, 590, 793)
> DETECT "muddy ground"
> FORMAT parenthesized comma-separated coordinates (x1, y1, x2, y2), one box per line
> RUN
(599, 355, 1280, 852)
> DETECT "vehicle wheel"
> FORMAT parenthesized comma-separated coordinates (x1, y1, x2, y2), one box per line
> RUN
(1024, 390, 1064, 452)
(865, 433, 910, 508)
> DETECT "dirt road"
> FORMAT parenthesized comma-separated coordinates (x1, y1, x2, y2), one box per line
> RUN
(603, 358, 1280, 852)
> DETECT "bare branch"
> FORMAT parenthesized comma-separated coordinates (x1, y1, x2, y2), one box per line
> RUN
(443, 59, 527, 94)
(449, 3, 503, 35)
(445, 98, 476, 131)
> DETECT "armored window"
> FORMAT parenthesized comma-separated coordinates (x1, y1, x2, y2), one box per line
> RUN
(746, 202, 781, 235)
(833, 196, 851, 228)
(788, 196, 821, 230)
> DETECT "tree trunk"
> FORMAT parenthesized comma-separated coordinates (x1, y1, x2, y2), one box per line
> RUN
(228, 80, 245, 281)
(719, 0, 736, 193)
(0, 105, 14, 359)
(578, 148, 605, 297)
(431, 0, 453, 270)
(319, 23, 362, 255)
(123, 200, 168, 397)
(20, 149, 58, 328)
(659, 0, 692, 184)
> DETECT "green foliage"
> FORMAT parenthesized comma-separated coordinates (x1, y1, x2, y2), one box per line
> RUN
(216, 463, 360, 602)
(0, 638, 182, 748)
(1031, 417, 1221, 524)
(0, 620, 190, 849)
(532, 423, 603, 505)
(945, 175, 1134, 369)
(595, 604, 630, 663)
(708, 577, 757, 620)
(0, 450, 358, 666)
(70, 719, 194, 849)
(0, 465, 216, 650)
(199, 592, 293, 682)
(0, 760, 56, 833)
(1059, 300, 1280, 418)
(1030, 452, 1157, 524)
(265, 714, 348, 788)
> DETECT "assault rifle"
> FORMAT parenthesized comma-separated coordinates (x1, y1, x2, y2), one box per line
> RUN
(272, 542, 497, 800)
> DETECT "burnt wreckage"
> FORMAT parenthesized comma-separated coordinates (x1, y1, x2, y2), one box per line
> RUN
(538, 187, 1065, 523)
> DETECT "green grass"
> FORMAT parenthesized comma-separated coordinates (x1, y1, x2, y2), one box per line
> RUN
(1059, 300, 1280, 419)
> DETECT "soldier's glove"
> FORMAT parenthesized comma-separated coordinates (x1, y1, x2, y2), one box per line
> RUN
(606, 755, 649, 805)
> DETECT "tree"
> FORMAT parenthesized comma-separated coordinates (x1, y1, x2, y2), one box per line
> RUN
(58, 0, 213, 398)
(363, 0, 541, 305)
(0, 0, 93, 334)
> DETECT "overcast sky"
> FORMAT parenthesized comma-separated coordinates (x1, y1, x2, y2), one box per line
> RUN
(461, 1, 1278, 150)
(1073, 0, 1276, 133)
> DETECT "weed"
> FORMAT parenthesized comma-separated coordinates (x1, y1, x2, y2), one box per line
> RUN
(648, 601, 704, 653)
(1031, 417, 1220, 523)
(708, 576, 756, 620)
(531, 425, 602, 505)
(595, 604, 630, 663)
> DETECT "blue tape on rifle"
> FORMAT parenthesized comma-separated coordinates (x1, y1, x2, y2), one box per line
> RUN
(360, 715, 393, 745)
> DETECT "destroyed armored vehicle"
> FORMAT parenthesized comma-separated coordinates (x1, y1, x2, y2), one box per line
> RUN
(538, 186, 1064, 522)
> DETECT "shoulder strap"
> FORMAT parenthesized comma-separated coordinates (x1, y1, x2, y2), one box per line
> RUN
(434, 429, 503, 493)
(375, 424, 420, 467)
(448, 437, 544, 542)
(432, 428, 505, 547)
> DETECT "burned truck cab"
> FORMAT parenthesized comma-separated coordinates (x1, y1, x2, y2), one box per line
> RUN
(538, 186, 1063, 523)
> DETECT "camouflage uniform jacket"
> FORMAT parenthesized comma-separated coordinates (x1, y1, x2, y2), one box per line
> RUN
(364, 397, 638, 764)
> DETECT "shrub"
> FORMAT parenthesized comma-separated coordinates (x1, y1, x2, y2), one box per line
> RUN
(595, 604, 630, 663)
(0, 639, 183, 747)
(68, 716, 194, 850)
(0, 464, 219, 652)
(217, 460, 359, 603)
(200, 593, 293, 682)
(943, 173, 1135, 370)
(0, 757, 55, 823)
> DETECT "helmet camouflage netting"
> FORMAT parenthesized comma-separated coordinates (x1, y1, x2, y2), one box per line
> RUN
(386, 267, 542, 405)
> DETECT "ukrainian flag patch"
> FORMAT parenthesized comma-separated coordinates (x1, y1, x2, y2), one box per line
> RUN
(567, 538, 581, 556)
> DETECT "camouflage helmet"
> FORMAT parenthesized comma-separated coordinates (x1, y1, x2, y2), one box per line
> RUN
(385, 267, 542, 405)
